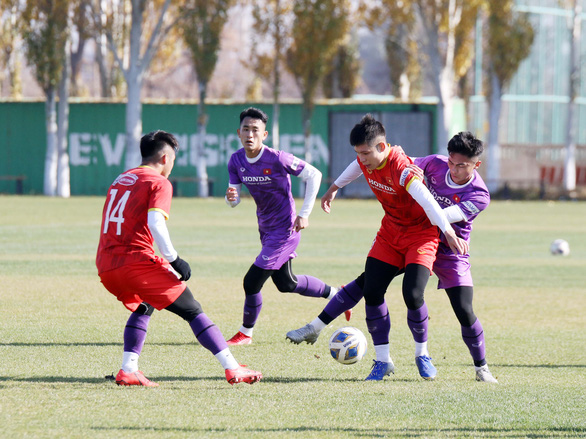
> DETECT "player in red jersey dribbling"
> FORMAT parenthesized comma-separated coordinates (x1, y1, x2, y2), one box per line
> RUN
(287, 115, 467, 381)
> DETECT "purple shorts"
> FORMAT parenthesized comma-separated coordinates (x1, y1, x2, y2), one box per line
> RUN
(432, 251, 473, 290)
(254, 230, 300, 270)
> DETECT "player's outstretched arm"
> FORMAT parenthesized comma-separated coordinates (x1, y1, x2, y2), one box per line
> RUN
(406, 163, 468, 224)
(322, 160, 363, 213)
(321, 184, 340, 214)
(148, 210, 193, 280)
(443, 229, 468, 256)
(406, 178, 469, 255)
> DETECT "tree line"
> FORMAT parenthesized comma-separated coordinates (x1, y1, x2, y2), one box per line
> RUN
(0, 0, 543, 197)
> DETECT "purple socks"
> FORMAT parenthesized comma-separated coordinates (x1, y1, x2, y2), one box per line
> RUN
(294, 275, 328, 297)
(123, 313, 151, 354)
(319, 280, 364, 324)
(407, 303, 429, 343)
(189, 313, 228, 355)
(461, 318, 486, 363)
(365, 302, 391, 345)
(243, 292, 263, 328)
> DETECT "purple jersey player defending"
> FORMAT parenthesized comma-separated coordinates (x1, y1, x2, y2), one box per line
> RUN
(225, 107, 348, 346)
(287, 132, 497, 383)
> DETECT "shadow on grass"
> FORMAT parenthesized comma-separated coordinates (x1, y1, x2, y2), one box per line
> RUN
(0, 342, 195, 347)
(0, 376, 125, 384)
(90, 425, 586, 438)
(0, 375, 230, 384)
(260, 376, 419, 384)
(493, 363, 586, 369)
(0, 375, 419, 385)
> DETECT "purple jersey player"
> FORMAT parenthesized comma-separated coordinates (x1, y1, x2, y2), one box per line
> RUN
(224, 107, 347, 346)
(287, 132, 498, 383)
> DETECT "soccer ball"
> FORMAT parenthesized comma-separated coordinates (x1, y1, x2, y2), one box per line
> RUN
(550, 239, 570, 256)
(329, 326, 368, 365)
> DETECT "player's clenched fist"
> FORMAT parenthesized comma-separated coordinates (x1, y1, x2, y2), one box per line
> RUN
(170, 255, 191, 281)
(226, 187, 238, 202)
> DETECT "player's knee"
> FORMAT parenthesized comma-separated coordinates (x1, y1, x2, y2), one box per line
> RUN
(134, 302, 155, 316)
(243, 276, 260, 295)
(363, 289, 386, 307)
(243, 266, 267, 295)
(182, 301, 203, 322)
(164, 288, 204, 321)
(404, 296, 424, 310)
(274, 278, 296, 293)
(174, 299, 203, 322)
(456, 307, 476, 327)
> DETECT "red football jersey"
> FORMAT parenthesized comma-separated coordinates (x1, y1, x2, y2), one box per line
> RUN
(358, 145, 431, 230)
(96, 166, 173, 274)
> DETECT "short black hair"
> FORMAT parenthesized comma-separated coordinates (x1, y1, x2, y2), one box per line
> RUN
(140, 130, 178, 161)
(239, 107, 268, 125)
(349, 114, 386, 147)
(447, 132, 484, 158)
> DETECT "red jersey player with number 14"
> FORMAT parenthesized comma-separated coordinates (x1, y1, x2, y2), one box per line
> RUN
(96, 130, 261, 386)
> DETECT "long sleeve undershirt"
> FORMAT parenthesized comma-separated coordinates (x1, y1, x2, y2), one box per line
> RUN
(225, 162, 321, 219)
(148, 210, 178, 262)
(333, 160, 455, 234)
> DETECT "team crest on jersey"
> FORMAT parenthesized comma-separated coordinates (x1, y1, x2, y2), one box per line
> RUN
(452, 194, 461, 203)
(113, 173, 138, 186)
(263, 168, 272, 175)
(386, 177, 393, 185)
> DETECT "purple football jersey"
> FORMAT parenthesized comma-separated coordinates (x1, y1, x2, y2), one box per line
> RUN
(228, 146, 306, 233)
(415, 155, 490, 253)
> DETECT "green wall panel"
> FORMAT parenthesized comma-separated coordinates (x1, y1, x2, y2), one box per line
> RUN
(0, 101, 437, 196)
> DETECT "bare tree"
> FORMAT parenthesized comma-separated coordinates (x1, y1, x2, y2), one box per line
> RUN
(365, 0, 420, 100)
(0, 0, 23, 97)
(563, 0, 581, 194)
(412, 0, 483, 154)
(70, 0, 91, 96)
(249, 0, 292, 150)
(22, 0, 71, 197)
(97, 0, 174, 169)
(364, 0, 481, 152)
(179, 0, 233, 197)
(286, 0, 350, 164)
(322, 34, 362, 99)
(485, 0, 534, 193)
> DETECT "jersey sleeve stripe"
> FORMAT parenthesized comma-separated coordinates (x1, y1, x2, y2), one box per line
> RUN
(149, 207, 169, 220)
(404, 175, 420, 192)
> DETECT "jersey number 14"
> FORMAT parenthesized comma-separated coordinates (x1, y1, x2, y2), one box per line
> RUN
(103, 189, 131, 235)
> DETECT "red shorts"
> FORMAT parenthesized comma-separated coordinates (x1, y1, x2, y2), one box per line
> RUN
(98, 256, 185, 312)
(368, 224, 439, 273)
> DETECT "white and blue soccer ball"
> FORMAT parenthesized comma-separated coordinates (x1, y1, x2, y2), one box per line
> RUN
(329, 326, 368, 365)
(550, 239, 570, 256)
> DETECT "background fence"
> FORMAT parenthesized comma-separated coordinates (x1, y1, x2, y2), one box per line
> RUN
(0, 100, 437, 197)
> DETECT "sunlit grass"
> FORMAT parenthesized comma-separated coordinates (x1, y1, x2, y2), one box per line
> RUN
(0, 196, 585, 438)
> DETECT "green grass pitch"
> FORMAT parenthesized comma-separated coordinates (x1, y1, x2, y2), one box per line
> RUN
(0, 196, 585, 438)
